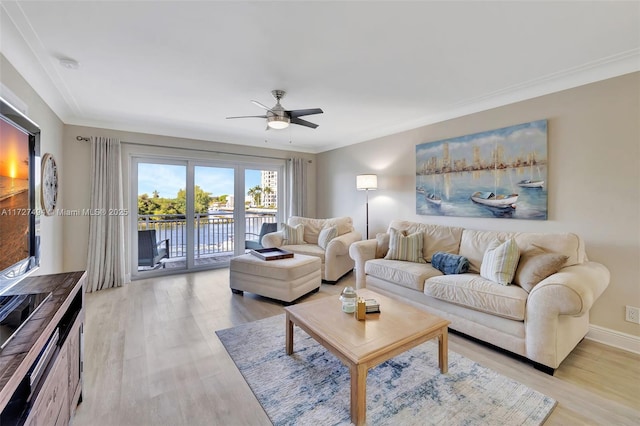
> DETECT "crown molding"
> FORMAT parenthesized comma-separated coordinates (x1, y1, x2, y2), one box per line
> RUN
(324, 49, 640, 153)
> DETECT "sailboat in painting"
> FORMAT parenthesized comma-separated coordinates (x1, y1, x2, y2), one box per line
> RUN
(424, 174, 442, 205)
(416, 184, 442, 206)
(471, 143, 518, 209)
(471, 191, 518, 208)
(518, 152, 544, 188)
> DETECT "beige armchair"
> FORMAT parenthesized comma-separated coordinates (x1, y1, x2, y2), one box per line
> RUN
(262, 216, 362, 283)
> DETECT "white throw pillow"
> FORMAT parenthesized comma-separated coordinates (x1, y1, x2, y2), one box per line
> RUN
(282, 223, 305, 245)
(480, 238, 520, 285)
(317, 226, 338, 249)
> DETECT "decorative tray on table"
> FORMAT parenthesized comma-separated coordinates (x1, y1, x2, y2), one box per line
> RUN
(249, 247, 294, 261)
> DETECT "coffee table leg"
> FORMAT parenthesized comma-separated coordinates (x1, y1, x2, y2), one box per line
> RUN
(286, 313, 294, 355)
(350, 363, 367, 426)
(438, 327, 448, 374)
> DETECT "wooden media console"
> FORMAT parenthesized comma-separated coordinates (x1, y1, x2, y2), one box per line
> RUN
(0, 271, 85, 425)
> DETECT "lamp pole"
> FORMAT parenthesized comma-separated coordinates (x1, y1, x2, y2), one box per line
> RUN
(356, 174, 377, 240)
(365, 189, 370, 240)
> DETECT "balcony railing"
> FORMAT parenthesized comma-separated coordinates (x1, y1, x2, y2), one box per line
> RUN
(137, 212, 277, 260)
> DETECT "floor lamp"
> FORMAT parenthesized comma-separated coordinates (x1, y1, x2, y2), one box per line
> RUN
(356, 174, 378, 239)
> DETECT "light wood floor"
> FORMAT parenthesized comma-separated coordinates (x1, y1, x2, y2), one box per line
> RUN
(72, 269, 640, 425)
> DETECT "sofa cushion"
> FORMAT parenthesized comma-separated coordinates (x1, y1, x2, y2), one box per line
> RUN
(385, 228, 426, 263)
(460, 229, 586, 273)
(282, 223, 305, 245)
(387, 220, 463, 262)
(365, 258, 441, 291)
(480, 238, 520, 285)
(317, 226, 338, 249)
(425, 274, 528, 321)
(514, 250, 568, 292)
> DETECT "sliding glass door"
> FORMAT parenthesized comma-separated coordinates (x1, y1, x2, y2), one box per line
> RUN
(193, 165, 235, 266)
(131, 157, 283, 279)
(136, 161, 187, 273)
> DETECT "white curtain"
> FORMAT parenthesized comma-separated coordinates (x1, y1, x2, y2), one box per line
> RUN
(287, 158, 307, 217)
(86, 137, 126, 292)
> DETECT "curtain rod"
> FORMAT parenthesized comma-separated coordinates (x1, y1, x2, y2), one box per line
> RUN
(75, 136, 312, 162)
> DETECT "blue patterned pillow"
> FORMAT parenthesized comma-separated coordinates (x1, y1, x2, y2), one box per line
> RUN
(384, 228, 426, 263)
(480, 239, 520, 285)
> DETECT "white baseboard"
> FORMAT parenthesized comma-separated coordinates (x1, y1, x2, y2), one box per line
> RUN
(586, 325, 640, 354)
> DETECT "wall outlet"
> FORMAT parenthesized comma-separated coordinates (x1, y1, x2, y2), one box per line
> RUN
(625, 305, 640, 324)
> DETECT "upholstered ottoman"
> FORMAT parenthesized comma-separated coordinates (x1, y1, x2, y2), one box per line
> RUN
(229, 253, 321, 304)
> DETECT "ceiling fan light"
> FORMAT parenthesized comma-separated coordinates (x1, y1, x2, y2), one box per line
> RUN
(267, 115, 290, 129)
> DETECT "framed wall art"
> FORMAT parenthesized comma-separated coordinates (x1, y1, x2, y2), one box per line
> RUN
(416, 120, 548, 220)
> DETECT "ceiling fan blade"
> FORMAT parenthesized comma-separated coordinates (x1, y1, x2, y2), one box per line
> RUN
(291, 117, 319, 129)
(226, 115, 268, 119)
(251, 100, 274, 112)
(287, 108, 323, 118)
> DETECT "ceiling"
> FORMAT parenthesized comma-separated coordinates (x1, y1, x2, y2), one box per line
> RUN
(1, 1, 638, 154)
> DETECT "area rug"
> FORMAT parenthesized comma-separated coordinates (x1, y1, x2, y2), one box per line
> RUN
(216, 315, 556, 425)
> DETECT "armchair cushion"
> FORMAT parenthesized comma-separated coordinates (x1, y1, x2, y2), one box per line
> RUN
(281, 244, 325, 261)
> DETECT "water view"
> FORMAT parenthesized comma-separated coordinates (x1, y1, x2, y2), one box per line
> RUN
(416, 166, 548, 220)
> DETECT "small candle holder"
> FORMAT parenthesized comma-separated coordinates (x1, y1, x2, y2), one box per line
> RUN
(339, 286, 357, 313)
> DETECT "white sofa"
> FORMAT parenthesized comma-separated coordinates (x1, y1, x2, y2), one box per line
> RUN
(349, 220, 610, 373)
(262, 216, 362, 283)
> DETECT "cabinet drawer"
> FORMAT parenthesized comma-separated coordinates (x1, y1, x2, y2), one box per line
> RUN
(25, 346, 69, 426)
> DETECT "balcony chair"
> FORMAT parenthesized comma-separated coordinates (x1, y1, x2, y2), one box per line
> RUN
(245, 222, 278, 251)
(138, 229, 170, 269)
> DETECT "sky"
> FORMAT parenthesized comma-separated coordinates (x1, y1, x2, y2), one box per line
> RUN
(416, 120, 547, 166)
(0, 120, 30, 180)
(137, 163, 261, 198)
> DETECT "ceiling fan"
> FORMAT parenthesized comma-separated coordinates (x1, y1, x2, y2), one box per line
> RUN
(226, 90, 323, 130)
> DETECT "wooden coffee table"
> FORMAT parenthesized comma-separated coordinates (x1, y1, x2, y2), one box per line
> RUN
(284, 288, 450, 426)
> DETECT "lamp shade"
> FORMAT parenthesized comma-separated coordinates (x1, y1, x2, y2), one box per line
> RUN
(356, 174, 378, 190)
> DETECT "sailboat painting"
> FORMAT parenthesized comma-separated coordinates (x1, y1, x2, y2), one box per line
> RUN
(416, 120, 548, 220)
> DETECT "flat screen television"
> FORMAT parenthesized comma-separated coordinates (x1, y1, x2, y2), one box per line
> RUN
(0, 97, 40, 293)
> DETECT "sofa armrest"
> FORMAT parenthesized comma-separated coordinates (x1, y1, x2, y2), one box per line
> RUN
(525, 261, 609, 368)
(261, 231, 284, 248)
(326, 231, 362, 257)
(348, 239, 379, 289)
(528, 261, 610, 317)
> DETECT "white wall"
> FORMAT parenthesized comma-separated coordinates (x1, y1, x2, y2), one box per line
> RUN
(317, 72, 640, 337)
(1, 54, 65, 275)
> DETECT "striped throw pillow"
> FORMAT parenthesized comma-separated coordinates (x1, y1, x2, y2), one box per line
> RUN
(384, 228, 426, 263)
(282, 223, 305, 245)
(317, 226, 338, 249)
(480, 238, 520, 285)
